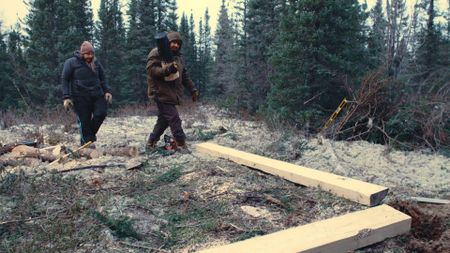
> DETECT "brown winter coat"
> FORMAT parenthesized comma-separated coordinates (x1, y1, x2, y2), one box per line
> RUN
(146, 32, 197, 105)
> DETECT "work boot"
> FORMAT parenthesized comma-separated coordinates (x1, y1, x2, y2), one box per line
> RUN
(175, 140, 191, 154)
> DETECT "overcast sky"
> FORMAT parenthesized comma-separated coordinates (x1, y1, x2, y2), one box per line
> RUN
(0, 0, 448, 33)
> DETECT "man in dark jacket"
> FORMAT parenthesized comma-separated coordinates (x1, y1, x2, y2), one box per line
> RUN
(61, 41, 112, 146)
(146, 31, 198, 151)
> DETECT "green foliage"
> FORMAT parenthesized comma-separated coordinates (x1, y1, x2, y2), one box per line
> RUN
(266, 0, 368, 129)
(234, 230, 266, 241)
(192, 128, 217, 141)
(157, 166, 182, 183)
(209, 0, 236, 97)
(93, 211, 140, 239)
(96, 0, 126, 106)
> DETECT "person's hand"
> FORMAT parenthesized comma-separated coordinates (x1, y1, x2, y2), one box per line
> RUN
(63, 99, 73, 110)
(164, 62, 178, 76)
(192, 90, 199, 102)
(104, 93, 112, 104)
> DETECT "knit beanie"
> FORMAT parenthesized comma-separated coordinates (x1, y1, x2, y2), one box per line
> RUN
(80, 41, 94, 54)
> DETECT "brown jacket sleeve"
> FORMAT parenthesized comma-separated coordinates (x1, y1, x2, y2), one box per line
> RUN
(146, 48, 165, 78)
(182, 67, 197, 93)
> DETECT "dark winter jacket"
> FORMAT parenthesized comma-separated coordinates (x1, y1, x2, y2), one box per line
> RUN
(146, 32, 197, 105)
(61, 51, 111, 99)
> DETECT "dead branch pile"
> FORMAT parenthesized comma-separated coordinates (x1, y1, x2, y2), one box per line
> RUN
(325, 68, 449, 151)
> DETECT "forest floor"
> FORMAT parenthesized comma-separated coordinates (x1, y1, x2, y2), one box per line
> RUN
(0, 103, 449, 252)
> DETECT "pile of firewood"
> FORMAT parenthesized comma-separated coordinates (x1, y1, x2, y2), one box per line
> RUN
(0, 141, 139, 168)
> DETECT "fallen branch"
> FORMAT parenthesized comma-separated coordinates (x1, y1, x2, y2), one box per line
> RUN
(0, 216, 46, 226)
(57, 163, 126, 173)
(410, 197, 450, 205)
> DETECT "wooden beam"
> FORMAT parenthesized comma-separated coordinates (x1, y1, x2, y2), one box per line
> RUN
(197, 204, 411, 253)
(195, 142, 388, 206)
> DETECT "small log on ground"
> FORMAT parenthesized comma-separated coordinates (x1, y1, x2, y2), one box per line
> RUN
(78, 148, 100, 159)
(105, 147, 139, 157)
(10, 145, 56, 162)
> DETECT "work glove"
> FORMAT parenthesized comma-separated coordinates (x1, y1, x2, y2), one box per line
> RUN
(192, 90, 199, 102)
(164, 62, 178, 76)
(104, 92, 112, 104)
(63, 99, 73, 111)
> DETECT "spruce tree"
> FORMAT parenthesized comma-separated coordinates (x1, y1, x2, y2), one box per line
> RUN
(96, 0, 126, 105)
(267, 0, 368, 127)
(197, 9, 213, 96)
(416, 0, 441, 78)
(210, 0, 236, 97)
(25, 0, 64, 106)
(5, 24, 29, 109)
(124, 0, 158, 103)
(367, 0, 387, 68)
(166, 0, 178, 31)
(0, 21, 15, 109)
(243, 0, 284, 112)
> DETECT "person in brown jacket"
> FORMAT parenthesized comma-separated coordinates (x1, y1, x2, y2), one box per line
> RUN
(146, 31, 198, 152)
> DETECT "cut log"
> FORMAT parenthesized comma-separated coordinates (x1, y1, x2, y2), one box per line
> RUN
(195, 142, 388, 206)
(78, 148, 100, 159)
(10, 145, 56, 162)
(197, 204, 411, 253)
(106, 146, 139, 157)
(0, 141, 38, 156)
(11, 145, 40, 158)
(0, 143, 17, 156)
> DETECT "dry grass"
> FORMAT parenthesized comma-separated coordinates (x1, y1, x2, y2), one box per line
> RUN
(0, 150, 363, 252)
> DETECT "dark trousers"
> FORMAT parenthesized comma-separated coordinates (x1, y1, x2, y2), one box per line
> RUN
(73, 95, 107, 145)
(149, 101, 186, 143)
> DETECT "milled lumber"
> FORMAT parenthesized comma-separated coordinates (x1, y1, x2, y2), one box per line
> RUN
(195, 142, 388, 206)
(197, 204, 411, 253)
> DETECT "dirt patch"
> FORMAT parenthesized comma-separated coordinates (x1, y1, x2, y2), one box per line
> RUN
(358, 200, 450, 253)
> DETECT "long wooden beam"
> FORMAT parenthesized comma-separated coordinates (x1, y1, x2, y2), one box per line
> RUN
(197, 204, 411, 253)
(195, 142, 388, 206)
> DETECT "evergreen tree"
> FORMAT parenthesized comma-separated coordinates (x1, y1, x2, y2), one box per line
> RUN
(124, 0, 158, 103)
(210, 0, 236, 97)
(24, 0, 94, 106)
(267, 0, 368, 127)
(242, 0, 284, 112)
(5, 24, 29, 109)
(0, 21, 15, 109)
(178, 13, 198, 87)
(25, 0, 65, 106)
(59, 0, 94, 60)
(233, 0, 252, 110)
(367, 0, 387, 68)
(416, 0, 441, 78)
(166, 0, 178, 31)
(187, 13, 198, 85)
(96, 0, 126, 105)
(197, 9, 213, 96)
